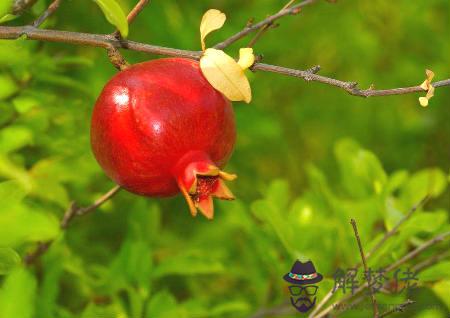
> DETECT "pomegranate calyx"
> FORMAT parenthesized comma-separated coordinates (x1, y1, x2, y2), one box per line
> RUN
(174, 156, 236, 219)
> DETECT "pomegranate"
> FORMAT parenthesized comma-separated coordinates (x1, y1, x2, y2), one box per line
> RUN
(90, 58, 237, 219)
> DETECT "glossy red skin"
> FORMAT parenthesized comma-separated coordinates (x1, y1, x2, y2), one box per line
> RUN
(91, 58, 236, 197)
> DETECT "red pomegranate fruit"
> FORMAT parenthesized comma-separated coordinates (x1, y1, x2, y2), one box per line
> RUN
(91, 58, 237, 219)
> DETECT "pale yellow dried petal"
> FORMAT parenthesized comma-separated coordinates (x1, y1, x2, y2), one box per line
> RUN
(200, 9, 226, 51)
(420, 69, 435, 90)
(237, 48, 255, 70)
(419, 69, 435, 107)
(200, 48, 252, 103)
(419, 97, 429, 107)
(425, 69, 435, 81)
(420, 80, 429, 90)
(426, 85, 435, 100)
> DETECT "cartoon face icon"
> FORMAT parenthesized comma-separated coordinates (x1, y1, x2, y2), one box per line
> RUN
(283, 260, 323, 313)
(288, 285, 318, 313)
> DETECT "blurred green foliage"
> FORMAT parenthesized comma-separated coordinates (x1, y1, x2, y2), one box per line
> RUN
(0, 0, 449, 317)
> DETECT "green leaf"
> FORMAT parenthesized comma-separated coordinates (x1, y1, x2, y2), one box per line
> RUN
(93, 0, 129, 37)
(0, 268, 37, 318)
(0, 126, 33, 154)
(81, 302, 128, 318)
(0, 204, 60, 247)
(252, 199, 298, 257)
(386, 170, 409, 193)
(107, 239, 152, 291)
(0, 39, 33, 68)
(334, 139, 387, 198)
(305, 164, 335, 205)
(145, 290, 180, 318)
(36, 73, 93, 96)
(0, 180, 29, 207)
(0, 0, 15, 24)
(209, 301, 250, 316)
(401, 210, 447, 236)
(0, 155, 33, 191)
(265, 179, 290, 209)
(127, 201, 161, 242)
(13, 96, 39, 113)
(0, 0, 13, 18)
(31, 178, 69, 208)
(0, 247, 21, 275)
(420, 261, 450, 282)
(432, 280, 450, 309)
(251, 179, 301, 257)
(0, 74, 18, 100)
(35, 248, 65, 318)
(152, 251, 224, 278)
(0, 14, 17, 23)
(400, 168, 447, 206)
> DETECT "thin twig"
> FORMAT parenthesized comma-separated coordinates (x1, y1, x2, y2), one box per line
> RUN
(125, 0, 150, 24)
(23, 241, 52, 265)
(214, 0, 317, 50)
(350, 219, 379, 318)
(247, 0, 297, 48)
(411, 250, 450, 272)
(0, 26, 448, 98)
(112, 0, 150, 38)
(344, 250, 449, 311)
(365, 196, 430, 260)
(385, 231, 450, 272)
(60, 185, 122, 228)
(106, 46, 130, 71)
(24, 185, 121, 265)
(308, 290, 334, 317)
(252, 63, 450, 97)
(32, 0, 62, 27)
(314, 230, 450, 318)
(309, 197, 428, 317)
(109, 0, 150, 70)
(379, 299, 415, 318)
(333, 294, 367, 316)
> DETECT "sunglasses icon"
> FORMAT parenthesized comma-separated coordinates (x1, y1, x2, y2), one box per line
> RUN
(289, 285, 318, 296)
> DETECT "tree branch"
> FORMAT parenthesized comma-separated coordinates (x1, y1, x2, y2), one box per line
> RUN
(385, 230, 450, 272)
(247, 0, 296, 48)
(125, 0, 150, 25)
(314, 230, 450, 318)
(365, 196, 429, 260)
(343, 250, 449, 313)
(252, 63, 450, 97)
(24, 185, 121, 265)
(350, 219, 379, 318)
(32, 0, 62, 27)
(379, 299, 415, 318)
(214, 0, 317, 50)
(255, 199, 434, 318)
(109, 0, 151, 70)
(60, 185, 122, 228)
(111, 0, 150, 40)
(411, 250, 450, 273)
(0, 26, 448, 98)
(309, 196, 428, 317)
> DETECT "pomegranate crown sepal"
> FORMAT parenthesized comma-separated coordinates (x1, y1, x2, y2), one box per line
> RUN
(172, 151, 236, 220)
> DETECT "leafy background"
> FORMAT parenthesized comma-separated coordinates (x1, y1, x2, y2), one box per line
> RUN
(0, 0, 449, 317)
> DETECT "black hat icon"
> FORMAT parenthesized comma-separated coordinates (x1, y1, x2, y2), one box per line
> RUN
(283, 260, 323, 285)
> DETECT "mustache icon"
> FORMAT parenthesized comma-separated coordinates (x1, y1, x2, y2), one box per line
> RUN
(293, 297, 313, 305)
(290, 296, 316, 313)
